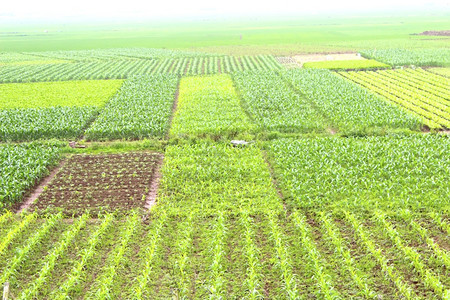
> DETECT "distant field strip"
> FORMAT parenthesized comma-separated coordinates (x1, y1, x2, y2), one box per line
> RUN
(170, 74, 255, 138)
(0, 56, 281, 83)
(0, 80, 123, 109)
(339, 69, 450, 129)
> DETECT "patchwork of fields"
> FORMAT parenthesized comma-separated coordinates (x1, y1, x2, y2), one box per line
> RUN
(0, 47, 448, 298)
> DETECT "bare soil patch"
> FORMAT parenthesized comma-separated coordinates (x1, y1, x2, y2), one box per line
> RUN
(293, 53, 366, 66)
(29, 152, 162, 216)
(417, 30, 450, 36)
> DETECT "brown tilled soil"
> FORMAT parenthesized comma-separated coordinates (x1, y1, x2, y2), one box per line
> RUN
(29, 152, 162, 215)
(293, 53, 366, 66)
(417, 30, 450, 36)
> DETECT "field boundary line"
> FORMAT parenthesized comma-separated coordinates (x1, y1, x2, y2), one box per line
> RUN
(165, 78, 180, 139)
(17, 159, 67, 214)
(144, 154, 164, 210)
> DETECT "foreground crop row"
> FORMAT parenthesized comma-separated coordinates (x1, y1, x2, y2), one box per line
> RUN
(0, 209, 448, 299)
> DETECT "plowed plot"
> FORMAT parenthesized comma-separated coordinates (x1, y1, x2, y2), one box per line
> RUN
(30, 152, 161, 215)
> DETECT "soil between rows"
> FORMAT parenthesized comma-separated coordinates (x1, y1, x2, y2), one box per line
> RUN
(28, 152, 163, 216)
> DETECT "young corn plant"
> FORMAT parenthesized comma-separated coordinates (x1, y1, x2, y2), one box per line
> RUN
(90, 212, 140, 300)
(429, 212, 450, 236)
(0, 213, 36, 257)
(54, 213, 115, 300)
(0, 210, 13, 227)
(373, 210, 448, 298)
(206, 211, 227, 299)
(399, 210, 450, 268)
(0, 213, 62, 286)
(266, 212, 299, 299)
(173, 212, 195, 299)
(132, 211, 168, 300)
(239, 211, 263, 299)
(343, 211, 416, 300)
(18, 213, 89, 300)
(290, 211, 340, 300)
(318, 212, 377, 299)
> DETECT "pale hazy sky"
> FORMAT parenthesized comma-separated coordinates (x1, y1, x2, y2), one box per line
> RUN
(1, 0, 449, 20)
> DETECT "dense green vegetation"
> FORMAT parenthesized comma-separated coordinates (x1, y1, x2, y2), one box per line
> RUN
(170, 74, 255, 139)
(340, 69, 450, 129)
(303, 59, 390, 70)
(281, 69, 422, 132)
(86, 75, 178, 140)
(0, 106, 99, 142)
(268, 135, 450, 211)
(0, 143, 60, 208)
(0, 50, 281, 83)
(233, 70, 328, 133)
(158, 143, 283, 214)
(0, 80, 123, 109)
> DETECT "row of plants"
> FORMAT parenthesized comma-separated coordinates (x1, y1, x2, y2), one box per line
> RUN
(268, 135, 450, 211)
(1, 208, 447, 298)
(281, 69, 422, 132)
(232, 70, 328, 133)
(85, 74, 178, 140)
(340, 70, 450, 129)
(170, 74, 255, 139)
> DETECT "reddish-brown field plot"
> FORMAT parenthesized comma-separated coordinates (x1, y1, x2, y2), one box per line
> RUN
(30, 152, 162, 215)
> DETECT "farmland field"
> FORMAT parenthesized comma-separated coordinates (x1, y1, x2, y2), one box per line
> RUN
(0, 14, 449, 299)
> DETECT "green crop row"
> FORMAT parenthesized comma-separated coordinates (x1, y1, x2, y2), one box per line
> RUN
(360, 48, 450, 67)
(0, 56, 282, 83)
(340, 70, 450, 129)
(303, 59, 390, 70)
(0, 143, 60, 208)
(85, 74, 178, 140)
(1, 208, 447, 298)
(281, 69, 421, 132)
(232, 70, 328, 133)
(428, 67, 450, 78)
(0, 106, 99, 142)
(0, 80, 123, 109)
(170, 74, 255, 139)
(268, 135, 450, 212)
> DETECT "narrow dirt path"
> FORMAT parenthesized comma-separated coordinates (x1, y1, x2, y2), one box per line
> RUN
(17, 159, 66, 213)
(144, 155, 164, 210)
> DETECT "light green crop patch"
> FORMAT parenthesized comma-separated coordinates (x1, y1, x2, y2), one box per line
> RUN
(170, 74, 255, 138)
(0, 80, 124, 109)
(157, 143, 283, 214)
(303, 59, 390, 70)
